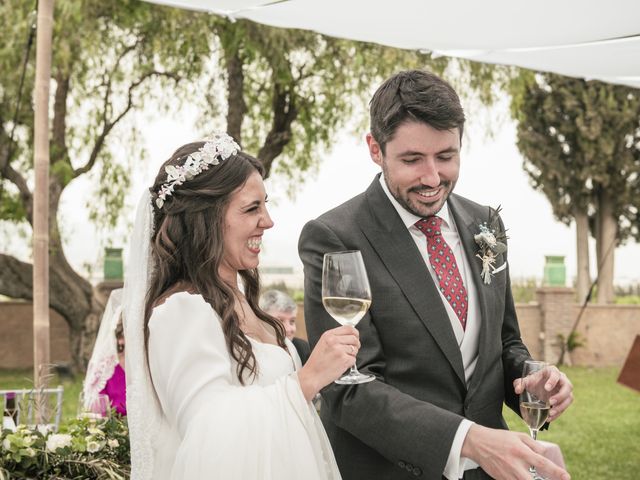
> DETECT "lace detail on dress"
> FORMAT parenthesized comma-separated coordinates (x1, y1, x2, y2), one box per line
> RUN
(83, 290, 122, 406)
(123, 191, 161, 480)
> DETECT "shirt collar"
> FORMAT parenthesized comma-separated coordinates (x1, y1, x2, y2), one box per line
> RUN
(378, 174, 454, 231)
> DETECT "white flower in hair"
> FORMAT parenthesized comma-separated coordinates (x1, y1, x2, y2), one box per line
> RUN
(155, 132, 240, 209)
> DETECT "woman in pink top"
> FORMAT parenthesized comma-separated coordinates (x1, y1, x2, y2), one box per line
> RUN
(100, 321, 127, 416)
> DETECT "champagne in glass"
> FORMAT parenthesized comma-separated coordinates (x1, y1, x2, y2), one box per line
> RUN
(519, 360, 551, 480)
(322, 250, 374, 384)
(322, 297, 371, 326)
(520, 400, 550, 431)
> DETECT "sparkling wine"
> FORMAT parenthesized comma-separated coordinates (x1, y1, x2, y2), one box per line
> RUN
(322, 296, 371, 326)
(520, 401, 550, 430)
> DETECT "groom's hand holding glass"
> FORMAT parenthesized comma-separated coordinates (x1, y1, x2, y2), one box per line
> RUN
(461, 363, 573, 480)
(513, 363, 573, 423)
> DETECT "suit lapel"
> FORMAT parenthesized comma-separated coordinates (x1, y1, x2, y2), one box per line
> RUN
(357, 179, 466, 387)
(447, 195, 501, 398)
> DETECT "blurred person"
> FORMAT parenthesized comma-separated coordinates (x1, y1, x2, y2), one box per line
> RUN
(83, 288, 127, 416)
(260, 289, 311, 365)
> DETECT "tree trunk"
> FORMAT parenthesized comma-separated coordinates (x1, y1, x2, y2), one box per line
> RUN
(596, 190, 616, 304)
(0, 186, 104, 373)
(0, 252, 103, 373)
(575, 210, 591, 304)
(257, 81, 298, 178)
(225, 48, 246, 145)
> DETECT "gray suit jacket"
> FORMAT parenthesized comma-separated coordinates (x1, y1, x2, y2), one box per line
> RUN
(298, 176, 531, 480)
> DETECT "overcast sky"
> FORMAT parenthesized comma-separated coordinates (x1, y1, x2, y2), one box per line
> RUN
(40, 98, 640, 288)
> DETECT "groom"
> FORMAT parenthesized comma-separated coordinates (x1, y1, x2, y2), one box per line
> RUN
(298, 70, 573, 480)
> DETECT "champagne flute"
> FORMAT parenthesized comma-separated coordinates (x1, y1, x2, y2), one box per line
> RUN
(322, 250, 374, 384)
(519, 360, 551, 480)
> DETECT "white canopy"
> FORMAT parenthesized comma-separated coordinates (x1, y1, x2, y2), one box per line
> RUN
(145, 0, 640, 89)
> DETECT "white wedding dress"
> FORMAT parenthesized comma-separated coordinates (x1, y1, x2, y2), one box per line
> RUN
(145, 291, 341, 480)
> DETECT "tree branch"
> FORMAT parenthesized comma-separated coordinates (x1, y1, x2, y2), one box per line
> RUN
(51, 71, 70, 164)
(0, 252, 92, 329)
(0, 124, 33, 222)
(0, 254, 34, 301)
(73, 70, 180, 178)
(225, 47, 246, 145)
(257, 79, 298, 177)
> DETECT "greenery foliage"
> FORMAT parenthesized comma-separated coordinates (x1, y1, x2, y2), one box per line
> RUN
(509, 73, 640, 242)
(0, 0, 476, 371)
(0, 415, 129, 479)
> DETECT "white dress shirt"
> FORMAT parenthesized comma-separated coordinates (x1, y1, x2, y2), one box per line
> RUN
(379, 176, 480, 479)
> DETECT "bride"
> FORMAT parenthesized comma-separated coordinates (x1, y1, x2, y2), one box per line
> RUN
(123, 133, 358, 480)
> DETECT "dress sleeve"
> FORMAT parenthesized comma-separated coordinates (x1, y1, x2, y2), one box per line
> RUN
(147, 292, 338, 480)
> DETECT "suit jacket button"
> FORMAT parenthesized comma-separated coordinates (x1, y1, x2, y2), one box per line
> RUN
(413, 467, 422, 476)
(406, 463, 413, 470)
(398, 461, 405, 468)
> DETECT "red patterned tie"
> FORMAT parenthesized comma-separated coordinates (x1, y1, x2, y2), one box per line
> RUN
(415, 216, 468, 330)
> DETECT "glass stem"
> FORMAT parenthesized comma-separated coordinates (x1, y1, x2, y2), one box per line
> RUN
(529, 429, 538, 476)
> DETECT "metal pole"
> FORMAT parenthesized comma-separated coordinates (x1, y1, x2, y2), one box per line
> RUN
(33, 0, 54, 390)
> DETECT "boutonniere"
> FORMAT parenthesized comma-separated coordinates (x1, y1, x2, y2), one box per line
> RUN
(474, 206, 508, 284)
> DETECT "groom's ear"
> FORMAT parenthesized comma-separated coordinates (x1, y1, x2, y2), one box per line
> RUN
(366, 133, 383, 166)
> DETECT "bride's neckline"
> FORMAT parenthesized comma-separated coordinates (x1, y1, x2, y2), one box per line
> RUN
(171, 289, 284, 350)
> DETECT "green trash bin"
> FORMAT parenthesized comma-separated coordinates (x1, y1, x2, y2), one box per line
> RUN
(543, 255, 566, 286)
(104, 247, 123, 281)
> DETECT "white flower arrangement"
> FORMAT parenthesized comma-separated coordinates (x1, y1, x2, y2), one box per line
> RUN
(474, 206, 508, 284)
(156, 132, 241, 209)
(1, 415, 130, 478)
(45, 433, 72, 452)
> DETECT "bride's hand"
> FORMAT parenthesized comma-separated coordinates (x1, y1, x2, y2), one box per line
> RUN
(297, 326, 360, 401)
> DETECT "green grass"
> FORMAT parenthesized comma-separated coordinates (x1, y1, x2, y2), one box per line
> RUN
(2, 367, 639, 479)
(503, 366, 640, 479)
(0, 369, 83, 424)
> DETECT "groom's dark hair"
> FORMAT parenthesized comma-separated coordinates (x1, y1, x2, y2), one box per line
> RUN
(369, 69, 465, 154)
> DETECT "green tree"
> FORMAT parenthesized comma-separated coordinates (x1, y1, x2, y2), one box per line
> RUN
(0, 0, 212, 371)
(1, 1, 456, 371)
(510, 72, 640, 303)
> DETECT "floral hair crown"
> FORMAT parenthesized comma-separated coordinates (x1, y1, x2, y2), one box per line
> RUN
(155, 132, 241, 209)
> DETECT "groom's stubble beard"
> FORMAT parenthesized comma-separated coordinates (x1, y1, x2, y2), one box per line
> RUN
(381, 165, 456, 219)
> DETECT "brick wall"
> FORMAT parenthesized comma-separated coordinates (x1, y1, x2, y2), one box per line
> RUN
(515, 303, 543, 359)
(0, 302, 71, 369)
(571, 304, 640, 367)
(2, 292, 639, 369)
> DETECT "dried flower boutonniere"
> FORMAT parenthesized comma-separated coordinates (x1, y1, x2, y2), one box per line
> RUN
(474, 206, 508, 284)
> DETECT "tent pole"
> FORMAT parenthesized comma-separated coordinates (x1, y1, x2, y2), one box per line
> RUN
(33, 0, 54, 393)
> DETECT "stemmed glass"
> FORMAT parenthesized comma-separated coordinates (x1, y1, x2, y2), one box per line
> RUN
(322, 250, 374, 384)
(519, 360, 551, 480)
(77, 392, 111, 421)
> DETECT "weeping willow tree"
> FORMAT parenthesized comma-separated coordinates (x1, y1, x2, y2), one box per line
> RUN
(3, 0, 486, 371)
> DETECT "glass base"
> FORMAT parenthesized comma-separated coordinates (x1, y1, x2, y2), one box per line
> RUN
(335, 372, 375, 384)
(530, 467, 546, 480)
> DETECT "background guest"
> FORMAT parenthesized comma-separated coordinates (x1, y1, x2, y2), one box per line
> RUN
(260, 289, 311, 365)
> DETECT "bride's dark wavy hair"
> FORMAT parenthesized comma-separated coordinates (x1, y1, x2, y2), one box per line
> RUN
(144, 141, 286, 384)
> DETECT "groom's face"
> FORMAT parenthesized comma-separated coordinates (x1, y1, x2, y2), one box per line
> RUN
(367, 120, 460, 218)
